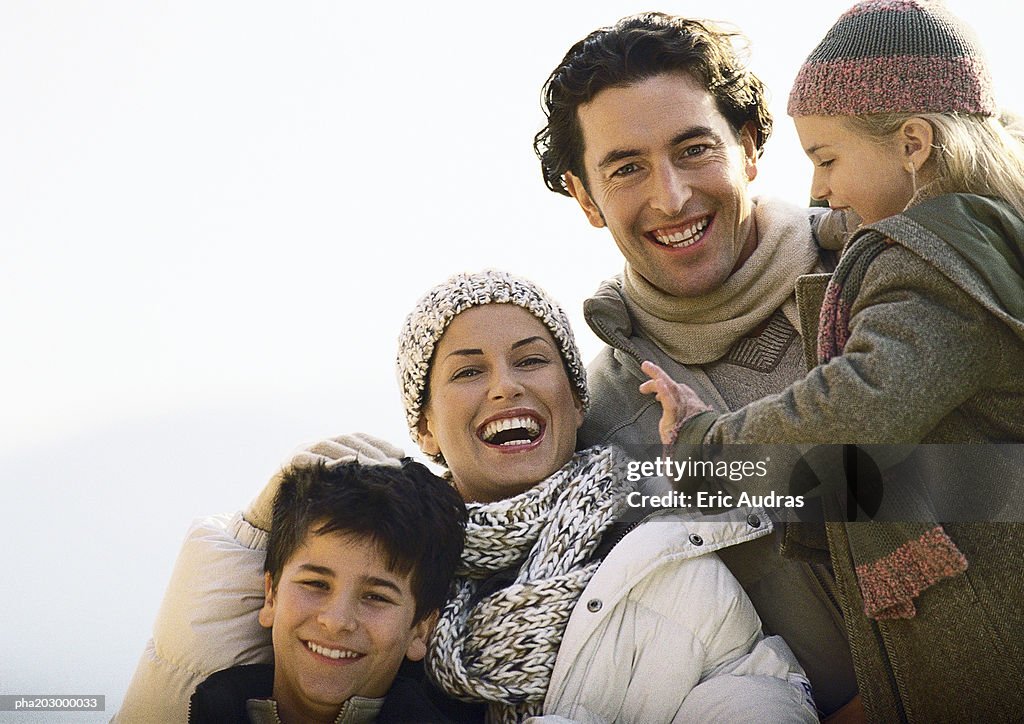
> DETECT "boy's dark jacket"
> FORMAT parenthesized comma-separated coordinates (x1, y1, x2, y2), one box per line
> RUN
(188, 661, 479, 723)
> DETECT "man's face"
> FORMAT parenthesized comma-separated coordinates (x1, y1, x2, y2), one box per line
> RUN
(258, 529, 433, 723)
(565, 72, 759, 298)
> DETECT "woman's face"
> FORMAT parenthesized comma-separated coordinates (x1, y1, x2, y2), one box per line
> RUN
(417, 304, 584, 503)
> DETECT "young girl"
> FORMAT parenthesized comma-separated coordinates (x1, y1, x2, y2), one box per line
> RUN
(642, 1, 1024, 721)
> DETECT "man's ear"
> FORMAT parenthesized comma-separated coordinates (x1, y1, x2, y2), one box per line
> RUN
(899, 117, 935, 171)
(740, 123, 759, 183)
(258, 572, 276, 629)
(416, 413, 440, 457)
(565, 171, 606, 229)
(405, 610, 439, 662)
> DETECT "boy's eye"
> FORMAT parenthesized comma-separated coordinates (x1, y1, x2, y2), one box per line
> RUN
(300, 579, 329, 590)
(364, 592, 396, 605)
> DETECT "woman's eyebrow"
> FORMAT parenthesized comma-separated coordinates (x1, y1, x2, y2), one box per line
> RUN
(511, 336, 547, 350)
(444, 348, 483, 359)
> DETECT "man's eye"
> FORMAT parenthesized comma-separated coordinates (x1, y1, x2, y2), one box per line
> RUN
(611, 162, 640, 177)
(683, 144, 708, 157)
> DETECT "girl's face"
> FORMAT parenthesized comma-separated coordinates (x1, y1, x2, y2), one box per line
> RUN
(417, 304, 584, 503)
(794, 115, 915, 225)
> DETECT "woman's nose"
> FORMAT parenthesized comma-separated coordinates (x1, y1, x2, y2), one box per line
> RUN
(489, 366, 525, 400)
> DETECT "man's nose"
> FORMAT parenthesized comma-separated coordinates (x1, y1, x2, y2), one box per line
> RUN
(648, 162, 691, 217)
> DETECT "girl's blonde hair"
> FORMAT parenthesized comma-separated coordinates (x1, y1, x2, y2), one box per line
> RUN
(845, 113, 1024, 220)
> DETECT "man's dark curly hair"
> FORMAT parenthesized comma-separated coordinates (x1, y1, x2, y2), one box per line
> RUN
(534, 12, 772, 196)
(265, 460, 467, 624)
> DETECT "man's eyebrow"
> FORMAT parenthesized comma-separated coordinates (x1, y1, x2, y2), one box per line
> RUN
(597, 147, 645, 170)
(596, 126, 723, 169)
(669, 126, 722, 147)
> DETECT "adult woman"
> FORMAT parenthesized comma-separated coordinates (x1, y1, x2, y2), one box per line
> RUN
(391, 270, 814, 722)
(116, 270, 815, 723)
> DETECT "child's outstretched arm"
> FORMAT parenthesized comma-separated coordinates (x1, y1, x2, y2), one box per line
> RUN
(638, 360, 713, 445)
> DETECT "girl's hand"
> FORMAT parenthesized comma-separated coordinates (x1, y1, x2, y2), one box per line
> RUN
(639, 360, 713, 445)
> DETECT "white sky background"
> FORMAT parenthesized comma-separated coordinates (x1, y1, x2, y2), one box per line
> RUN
(1, 1, 1019, 719)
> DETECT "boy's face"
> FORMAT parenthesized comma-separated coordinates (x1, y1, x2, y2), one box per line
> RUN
(258, 528, 434, 723)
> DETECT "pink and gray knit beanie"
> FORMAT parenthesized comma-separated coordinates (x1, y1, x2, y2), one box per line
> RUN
(788, 0, 996, 117)
(396, 270, 589, 442)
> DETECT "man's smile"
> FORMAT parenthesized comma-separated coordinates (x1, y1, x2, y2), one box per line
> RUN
(647, 214, 713, 249)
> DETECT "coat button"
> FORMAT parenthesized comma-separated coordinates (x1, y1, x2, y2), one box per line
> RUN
(586, 599, 603, 613)
(689, 534, 704, 546)
(747, 514, 762, 528)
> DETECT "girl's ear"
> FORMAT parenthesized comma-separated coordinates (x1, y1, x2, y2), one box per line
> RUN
(900, 117, 934, 171)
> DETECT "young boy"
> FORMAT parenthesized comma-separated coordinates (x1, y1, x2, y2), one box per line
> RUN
(187, 459, 467, 723)
(184, 460, 468, 720)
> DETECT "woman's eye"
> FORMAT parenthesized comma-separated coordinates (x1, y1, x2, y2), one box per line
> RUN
(817, 159, 834, 168)
(451, 367, 480, 381)
(518, 356, 549, 368)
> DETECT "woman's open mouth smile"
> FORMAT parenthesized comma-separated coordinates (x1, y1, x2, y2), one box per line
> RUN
(477, 410, 545, 451)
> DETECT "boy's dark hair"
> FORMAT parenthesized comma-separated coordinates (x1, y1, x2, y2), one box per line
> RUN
(265, 460, 467, 624)
(534, 11, 772, 195)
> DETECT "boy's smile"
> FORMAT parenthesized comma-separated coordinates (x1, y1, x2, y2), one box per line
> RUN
(259, 529, 432, 723)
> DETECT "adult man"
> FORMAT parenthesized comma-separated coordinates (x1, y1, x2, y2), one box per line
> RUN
(534, 12, 859, 719)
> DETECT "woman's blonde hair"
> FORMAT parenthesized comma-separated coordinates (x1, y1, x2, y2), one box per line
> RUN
(845, 112, 1024, 220)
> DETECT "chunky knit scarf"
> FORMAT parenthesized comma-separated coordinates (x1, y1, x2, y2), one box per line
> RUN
(428, 446, 630, 723)
(623, 198, 822, 364)
(819, 229, 967, 620)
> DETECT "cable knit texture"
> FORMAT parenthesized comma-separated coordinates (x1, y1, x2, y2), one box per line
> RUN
(427, 446, 630, 723)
